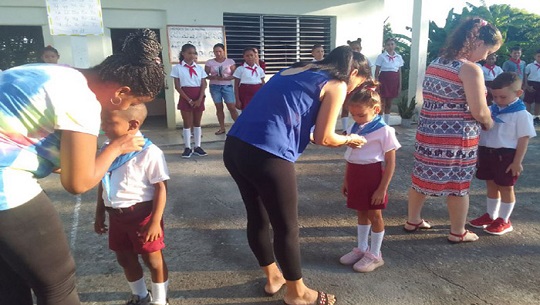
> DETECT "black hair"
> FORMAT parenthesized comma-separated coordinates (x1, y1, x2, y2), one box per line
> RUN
(213, 43, 225, 50)
(510, 46, 522, 52)
(243, 47, 257, 55)
(117, 103, 148, 125)
(179, 43, 196, 62)
(41, 45, 59, 56)
(92, 29, 164, 98)
(347, 38, 362, 47)
(491, 72, 522, 90)
(348, 79, 381, 108)
(291, 45, 371, 82)
(311, 44, 324, 51)
(441, 17, 502, 60)
(384, 37, 396, 45)
(535, 49, 540, 55)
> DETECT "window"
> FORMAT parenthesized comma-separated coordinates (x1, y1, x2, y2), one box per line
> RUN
(0, 26, 44, 70)
(224, 13, 332, 73)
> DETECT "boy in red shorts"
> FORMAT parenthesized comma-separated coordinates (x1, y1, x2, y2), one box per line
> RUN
(95, 104, 170, 305)
(469, 72, 536, 235)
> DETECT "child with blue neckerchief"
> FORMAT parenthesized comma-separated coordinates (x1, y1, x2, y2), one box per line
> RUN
(470, 72, 536, 236)
(339, 80, 401, 273)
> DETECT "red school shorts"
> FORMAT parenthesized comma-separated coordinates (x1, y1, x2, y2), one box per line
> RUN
(346, 162, 388, 211)
(177, 86, 206, 112)
(524, 81, 540, 105)
(475, 146, 518, 187)
(238, 83, 263, 110)
(107, 201, 165, 254)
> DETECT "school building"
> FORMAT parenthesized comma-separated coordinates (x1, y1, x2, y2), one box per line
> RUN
(0, 0, 428, 129)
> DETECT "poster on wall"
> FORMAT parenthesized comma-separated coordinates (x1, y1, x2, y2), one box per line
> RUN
(45, 0, 104, 35)
(167, 25, 225, 63)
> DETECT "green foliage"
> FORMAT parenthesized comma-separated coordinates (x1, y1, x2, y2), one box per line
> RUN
(398, 96, 416, 119)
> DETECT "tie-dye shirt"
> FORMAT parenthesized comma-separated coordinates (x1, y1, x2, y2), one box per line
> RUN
(0, 64, 101, 210)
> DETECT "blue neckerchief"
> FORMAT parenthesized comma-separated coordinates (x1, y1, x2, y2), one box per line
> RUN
(101, 136, 153, 201)
(490, 99, 526, 123)
(350, 115, 387, 135)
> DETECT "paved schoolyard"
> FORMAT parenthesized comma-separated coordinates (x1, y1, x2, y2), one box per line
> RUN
(40, 120, 540, 305)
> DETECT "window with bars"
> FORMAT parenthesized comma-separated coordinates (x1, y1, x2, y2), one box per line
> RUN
(223, 13, 332, 74)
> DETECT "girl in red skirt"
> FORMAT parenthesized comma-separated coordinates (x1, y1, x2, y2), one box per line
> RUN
(171, 43, 208, 158)
(339, 81, 400, 273)
(233, 47, 266, 110)
(375, 38, 404, 124)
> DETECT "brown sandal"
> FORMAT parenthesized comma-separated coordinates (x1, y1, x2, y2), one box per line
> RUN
(403, 219, 432, 233)
(447, 230, 478, 244)
(214, 129, 226, 135)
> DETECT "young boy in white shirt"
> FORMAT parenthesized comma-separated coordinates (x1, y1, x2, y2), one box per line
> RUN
(469, 72, 536, 235)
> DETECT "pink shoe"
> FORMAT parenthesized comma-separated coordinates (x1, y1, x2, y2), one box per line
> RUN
(353, 252, 384, 273)
(469, 213, 494, 228)
(339, 247, 366, 265)
(484, 218, 513, 235)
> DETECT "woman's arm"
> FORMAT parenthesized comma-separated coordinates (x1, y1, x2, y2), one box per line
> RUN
(460, 62, 493, 128)
(313, 80, 366, 147)
(60, 131, 143, 194)
(204, 65, 217, 80)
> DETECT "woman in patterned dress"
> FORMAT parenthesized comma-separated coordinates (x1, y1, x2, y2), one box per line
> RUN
(404, 18, 502, 243)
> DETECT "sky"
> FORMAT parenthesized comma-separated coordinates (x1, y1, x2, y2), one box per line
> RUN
(385, 0, 540, 35)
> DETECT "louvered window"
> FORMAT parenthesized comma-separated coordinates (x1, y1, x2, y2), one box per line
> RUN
(224, 13, 332, 74)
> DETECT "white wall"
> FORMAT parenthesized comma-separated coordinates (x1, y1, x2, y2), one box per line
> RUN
(1, 0, 386, 129)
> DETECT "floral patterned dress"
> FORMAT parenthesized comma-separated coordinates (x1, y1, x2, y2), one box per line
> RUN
(411, 57, 481, 197)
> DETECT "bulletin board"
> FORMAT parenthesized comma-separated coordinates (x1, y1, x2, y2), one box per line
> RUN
(166, 25, 225, 63)
(46, 0, 104, 35)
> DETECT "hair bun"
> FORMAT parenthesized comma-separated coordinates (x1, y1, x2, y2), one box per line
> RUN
(122, 29, 161, 63)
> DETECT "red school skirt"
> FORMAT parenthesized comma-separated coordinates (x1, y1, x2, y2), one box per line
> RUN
(346, 162, 388, 211)
(378, 71, 400, 98)
(177, 86, 205, 112)
(238, 83, 263, 110)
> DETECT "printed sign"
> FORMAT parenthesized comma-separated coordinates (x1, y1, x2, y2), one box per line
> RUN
(167, 25, 225, 63)
(46, 0, 104, 35)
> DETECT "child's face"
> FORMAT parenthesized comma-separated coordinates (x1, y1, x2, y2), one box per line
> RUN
(312, 47, 324, 61)
(42, 51, 59, 64)
(385, 40, 396, 52)
(534, 53, 540, 63)
(348, 103, 380, 125)
(243, 50, 256, 66)
(485, 54, 497, 65)
(491, 86, 522, 107)
(101, 111, 133, 140)
(510, 50, 521, 60)
(182, 47, 198, 63)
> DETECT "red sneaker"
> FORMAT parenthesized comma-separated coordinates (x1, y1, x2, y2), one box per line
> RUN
(484, 218, 513, 235)
(468, 213, 494, 228)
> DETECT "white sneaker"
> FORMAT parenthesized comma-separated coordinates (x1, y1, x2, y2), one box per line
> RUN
(353, 252, 384, 273)
(339, 247, 366, 265)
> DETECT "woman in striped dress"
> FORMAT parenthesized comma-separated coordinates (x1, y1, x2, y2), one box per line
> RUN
(404, 18, 502, 243)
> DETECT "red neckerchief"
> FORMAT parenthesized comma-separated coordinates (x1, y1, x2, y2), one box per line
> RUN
(387, 54, 396, 62)
(483, 64, 496, 76)
(535, 62, 540, 70)
(245, 65, 258, 76)
(184, 63, 197, 77)
(509, 58, 522, 74)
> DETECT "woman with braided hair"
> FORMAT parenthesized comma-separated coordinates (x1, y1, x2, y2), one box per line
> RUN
(0, 29, 164, 305)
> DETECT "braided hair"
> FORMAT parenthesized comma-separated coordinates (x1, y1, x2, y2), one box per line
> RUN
(93, 29, 164, 98)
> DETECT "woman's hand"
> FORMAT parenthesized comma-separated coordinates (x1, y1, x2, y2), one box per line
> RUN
(109, 134, 145, 155)
(346, 134, 367, 148)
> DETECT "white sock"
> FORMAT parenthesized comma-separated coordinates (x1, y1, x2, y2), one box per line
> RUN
(341, 117, 349, 131)
(151, 280, 168, 304)
(369, 230, 385, 257)
(486, 197, 501, 219)
(498, 201, 515, 222)
(357, 224, 371, 252)
(194, 126, 202, 148)
(383, 114, 390, 124)
(182, 128, 192, 149)
(128, 277, 148, 298)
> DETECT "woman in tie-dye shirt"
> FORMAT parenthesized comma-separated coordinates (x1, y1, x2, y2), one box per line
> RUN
(0, 29, 164, 305)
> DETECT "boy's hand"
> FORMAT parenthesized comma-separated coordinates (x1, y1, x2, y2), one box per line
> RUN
(94, 215, 108, 235)
(371, 187, 386, 205)
(139, 221, 162, 243)
(506, 162, 523, 177)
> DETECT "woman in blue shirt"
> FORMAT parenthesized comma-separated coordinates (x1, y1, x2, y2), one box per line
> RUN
(224, 46, 371, 305)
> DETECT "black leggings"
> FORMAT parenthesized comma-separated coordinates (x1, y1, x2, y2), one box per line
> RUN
(223, 136, 302, 280)
(0, 192, 80, 305)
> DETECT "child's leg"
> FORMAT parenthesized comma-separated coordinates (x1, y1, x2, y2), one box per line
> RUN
(486, 180, 501, 219)
(181, 110, 194, 149)
(357, 210, 371, 252)
(115, 251, 148, 298)
(142, 250, 168, 304)
(193, 110, 204, 148)
(367, 210, 384, 256)
(498, 185, 515, 222)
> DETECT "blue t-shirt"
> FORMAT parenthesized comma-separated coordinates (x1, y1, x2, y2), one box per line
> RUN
(228, 69, 330, 162)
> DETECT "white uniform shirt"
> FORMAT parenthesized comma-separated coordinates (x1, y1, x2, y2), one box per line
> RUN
(170, 60, 207, 87)
(375, 51, 404, 72)
(479, 99, 537, 149)
(480, 64, 504, 81)
(524, 61, 540, 82)
(344, 125, 401, 164)
(101, 141, 170, 208)
(233, 63, 265, 84)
